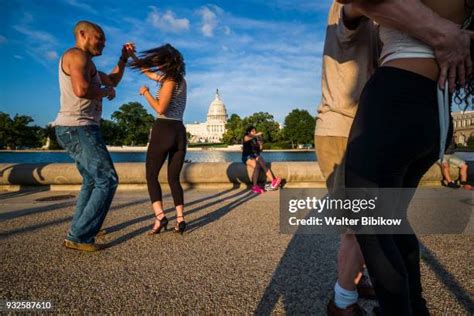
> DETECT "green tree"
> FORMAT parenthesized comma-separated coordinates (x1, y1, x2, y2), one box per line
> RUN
(0, 112, 42, 149)
(40, 124, 61, 150)
(242, 112, 280, 143)
(283, 109, 315, 148)
(100, 119, 124, 146)
(222, 114, 244, 145)
(467, 136, 474, 148)
(111, 102, 154, 146)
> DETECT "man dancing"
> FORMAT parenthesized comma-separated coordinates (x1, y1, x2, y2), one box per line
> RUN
(54, 21, 133, 252)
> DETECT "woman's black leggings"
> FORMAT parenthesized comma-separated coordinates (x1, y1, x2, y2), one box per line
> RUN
(344, 67, 452, 316)
(146, 118, 187, 206)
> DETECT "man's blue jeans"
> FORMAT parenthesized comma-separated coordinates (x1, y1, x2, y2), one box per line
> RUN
(55, 125, 119, 244)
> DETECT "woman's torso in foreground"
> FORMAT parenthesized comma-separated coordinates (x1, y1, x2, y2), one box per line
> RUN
(381, 0, 469, 81)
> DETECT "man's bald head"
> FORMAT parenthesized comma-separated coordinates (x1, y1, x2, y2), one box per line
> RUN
(73, 21, 104, 39)
(73, 21, 106, 56)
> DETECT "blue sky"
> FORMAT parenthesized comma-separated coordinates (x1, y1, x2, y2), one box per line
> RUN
(0, 0, 332, 126)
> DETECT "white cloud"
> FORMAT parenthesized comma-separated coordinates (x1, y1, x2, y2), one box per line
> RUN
(13, 20, 59, 67)
(0, 35, 7, 44)
(46, 51, 59, 60)
(147, 7, 190, 33)
(65, 0, 98, 14)
(198, 6, 219, 37)
(13, 55, 24, 60)
(13, 25, 57, 44)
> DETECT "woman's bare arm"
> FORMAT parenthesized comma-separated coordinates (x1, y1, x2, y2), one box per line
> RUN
(336, 0, 473, 91)
(141, 80, 176, 115)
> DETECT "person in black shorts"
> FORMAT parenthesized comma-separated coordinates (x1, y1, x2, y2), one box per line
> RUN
(242, 126, 281, 194)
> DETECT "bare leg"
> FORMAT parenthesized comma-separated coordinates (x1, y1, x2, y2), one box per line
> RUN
(256, 156, 275, 181)
(338, 233, 366, 290)
(151, 201, 165, 230)
(246, 159, 260, 185)
(441, 162, 453, 184)
(459, 163, 468, 182)
(175, 204, 184, 223)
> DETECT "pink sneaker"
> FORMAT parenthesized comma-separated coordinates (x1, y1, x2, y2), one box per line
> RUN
(252, 185, 265, 194)
(271, 177, 282, 189)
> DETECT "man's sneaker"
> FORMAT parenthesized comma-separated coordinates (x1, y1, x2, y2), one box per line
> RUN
(271, 177, 282, 189)
(252, 185, 265, 194)
(63, 239, 102, 252)
(327, 299, 366, 316)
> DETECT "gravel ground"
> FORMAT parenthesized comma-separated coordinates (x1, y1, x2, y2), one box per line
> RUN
(0, 188, 472, 315)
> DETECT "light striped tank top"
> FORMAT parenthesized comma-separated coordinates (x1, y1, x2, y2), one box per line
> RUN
(54, 54, 103, 126)
(155, 79, 187, 121)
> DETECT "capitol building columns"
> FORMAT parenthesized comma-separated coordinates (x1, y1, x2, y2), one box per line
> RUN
(186, 89, 229, 144)
(452, 111, 474, 146)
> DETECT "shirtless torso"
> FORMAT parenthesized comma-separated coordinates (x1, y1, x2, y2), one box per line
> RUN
(384, 0, 471, 81)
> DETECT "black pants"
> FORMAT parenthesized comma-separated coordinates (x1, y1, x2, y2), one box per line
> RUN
(146, 119, 187, 206)
(345, 67, 452, 315)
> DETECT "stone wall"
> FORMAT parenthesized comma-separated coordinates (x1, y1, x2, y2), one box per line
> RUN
(0, 161, 467, 191)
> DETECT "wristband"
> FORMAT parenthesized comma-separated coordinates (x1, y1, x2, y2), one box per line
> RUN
(119, 56, 128, 63)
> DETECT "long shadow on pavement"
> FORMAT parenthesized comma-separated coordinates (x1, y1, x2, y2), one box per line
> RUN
(0, 197, 153, 238)
(0, 187, 50, 201)
(0, 200, 76, 221)
(254, 233, 338, 315)
(420, 241, 474, 314)
(102, 187, 243, 235)
(186, 190, 256, 233)
(103, 187, 251, 248)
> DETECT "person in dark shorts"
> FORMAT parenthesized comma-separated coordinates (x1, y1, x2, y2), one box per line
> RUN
(242, 126, 281, 194)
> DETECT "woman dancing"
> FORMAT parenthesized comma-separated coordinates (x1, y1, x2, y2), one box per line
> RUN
(340, 1, 472, 314)
(129, 44, 188, 235)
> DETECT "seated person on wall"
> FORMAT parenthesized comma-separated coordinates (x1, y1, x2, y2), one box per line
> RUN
(242, 126, 282, 194)
(440, 142, 473, 190)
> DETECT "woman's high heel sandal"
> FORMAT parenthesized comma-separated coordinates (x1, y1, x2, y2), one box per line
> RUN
(174, 215, 187, 235)
(148, 211, 169, 235)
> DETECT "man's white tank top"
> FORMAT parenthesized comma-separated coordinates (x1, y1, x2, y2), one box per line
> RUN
(54, 54, 103, 126)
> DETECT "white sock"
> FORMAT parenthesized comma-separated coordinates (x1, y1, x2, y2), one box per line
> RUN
(334, 281, 358, 309)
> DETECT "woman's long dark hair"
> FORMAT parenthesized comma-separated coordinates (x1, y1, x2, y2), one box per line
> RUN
(245, 126, 256, 136)
(454, 3, 473, 110)
(129, 43, 185, 83)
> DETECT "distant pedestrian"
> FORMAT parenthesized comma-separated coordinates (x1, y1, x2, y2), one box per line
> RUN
(242, 126, 281, 194)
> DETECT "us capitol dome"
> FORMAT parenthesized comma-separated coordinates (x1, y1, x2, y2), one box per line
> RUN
(185, 89, 229, 143)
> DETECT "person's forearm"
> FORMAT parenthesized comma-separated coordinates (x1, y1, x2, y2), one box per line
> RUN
(353, 0, 458, 50)
(107, 58, 127, 86)
(143, 91, 163, 114)
(83, 83, 106, 99)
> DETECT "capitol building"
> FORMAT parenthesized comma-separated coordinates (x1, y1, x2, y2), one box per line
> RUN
(186, 89, 229, 143)
(452, 110, 474, 146)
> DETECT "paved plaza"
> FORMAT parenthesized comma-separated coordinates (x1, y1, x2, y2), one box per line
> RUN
(1, 188, 473, 314)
